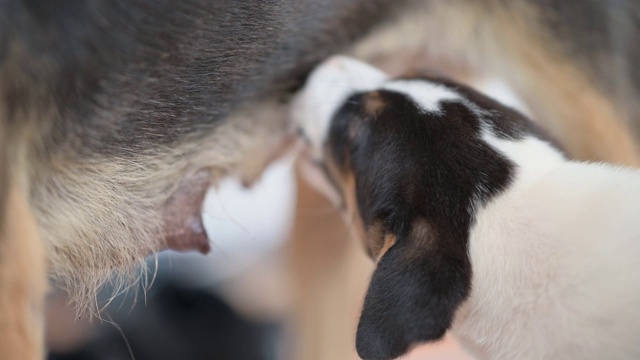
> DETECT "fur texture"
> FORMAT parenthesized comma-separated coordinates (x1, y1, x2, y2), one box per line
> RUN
(4, 1, 640, 309)
(4, 1, 640, 358)
(0, 0, 400, 311)
(294, 56, 640, 359)
(0, 183, 47, 360)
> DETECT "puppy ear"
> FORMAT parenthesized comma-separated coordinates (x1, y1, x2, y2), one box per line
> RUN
(356, 219, 471, 359)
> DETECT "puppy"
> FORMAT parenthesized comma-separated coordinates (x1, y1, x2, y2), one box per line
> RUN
(294, 56, 640, 360)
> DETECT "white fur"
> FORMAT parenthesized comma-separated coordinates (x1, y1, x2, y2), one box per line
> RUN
(455, 137, 640, 359)
(383, 80, 461, 114)
(293, 56, 466, 155)
(292, 56, 388, 204)
(292, 56, 388, 160)
(292, 56, 462, 205)
(295, 56, 640, 360)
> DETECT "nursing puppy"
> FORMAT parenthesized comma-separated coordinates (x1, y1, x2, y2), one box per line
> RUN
(294, 56, 640, 360)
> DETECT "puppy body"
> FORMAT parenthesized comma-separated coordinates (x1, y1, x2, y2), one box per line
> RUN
(457, 134, 640, 360)
(295, 56, 640, 359)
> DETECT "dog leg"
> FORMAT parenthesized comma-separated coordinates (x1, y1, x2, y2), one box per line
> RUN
(288, 165, 373, 360)
(0, 183, 47, 360)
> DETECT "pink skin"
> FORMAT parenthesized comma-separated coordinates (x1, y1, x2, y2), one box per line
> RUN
(161, 132, 299, 254)
(162, 170, 211, 254)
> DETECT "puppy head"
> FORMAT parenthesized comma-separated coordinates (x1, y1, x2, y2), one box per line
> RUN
(293, 56, 552, 359)
(292, 56, 389, 208)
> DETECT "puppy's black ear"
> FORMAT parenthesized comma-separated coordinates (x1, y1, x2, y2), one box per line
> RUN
(356, 220, 471, 360)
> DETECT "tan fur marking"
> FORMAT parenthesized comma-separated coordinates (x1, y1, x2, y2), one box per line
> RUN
(366, 220, 385, 255)
(0, 185, 47, 360)
(363, 91, 386, 116)
(343, 173, 369, 253)
(411, 218, 435, 246)
(395, 218, 438, 264)
(366, 220, 397, 261)
(375, 234, 397, 262)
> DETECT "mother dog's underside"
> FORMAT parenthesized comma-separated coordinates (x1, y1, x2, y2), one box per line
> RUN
(0, 0, 399, 305)
(2, 0, 640, 359)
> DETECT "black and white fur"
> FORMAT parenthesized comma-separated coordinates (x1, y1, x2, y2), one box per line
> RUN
(293, 56, 640, 360)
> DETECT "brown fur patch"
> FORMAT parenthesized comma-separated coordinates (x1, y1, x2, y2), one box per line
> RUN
(365, 220, 397, 261)
(375, 234, 397, 262)
(411, 217, 436, 248)
(363, 91, 387, 116)
(340, 172, 397, 260)
(366, 220, 385, 255)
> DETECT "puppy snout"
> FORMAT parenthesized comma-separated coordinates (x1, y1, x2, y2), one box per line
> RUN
(293, 56, 389, 137)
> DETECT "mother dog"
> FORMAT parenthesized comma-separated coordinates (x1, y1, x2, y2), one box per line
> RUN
(2, 1, 640, 358)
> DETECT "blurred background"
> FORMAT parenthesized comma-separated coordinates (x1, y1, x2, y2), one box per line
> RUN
(44, 57, 529, 360)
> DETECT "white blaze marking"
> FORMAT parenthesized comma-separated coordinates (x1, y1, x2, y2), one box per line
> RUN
(383, 80, 462, 114)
